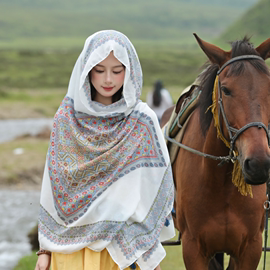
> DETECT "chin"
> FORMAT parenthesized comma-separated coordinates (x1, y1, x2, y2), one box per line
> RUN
(244, 176, 268, 185)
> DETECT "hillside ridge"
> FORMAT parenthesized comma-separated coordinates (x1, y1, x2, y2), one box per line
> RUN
(0, 0, 258, 49)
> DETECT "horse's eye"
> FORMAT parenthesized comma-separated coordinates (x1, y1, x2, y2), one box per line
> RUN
(221, 87, 231, 96)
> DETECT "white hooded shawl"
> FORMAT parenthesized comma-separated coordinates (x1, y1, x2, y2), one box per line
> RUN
(38, 30, 175, 270)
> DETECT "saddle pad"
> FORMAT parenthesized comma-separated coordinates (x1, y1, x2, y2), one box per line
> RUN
(163, 84, 201, 165)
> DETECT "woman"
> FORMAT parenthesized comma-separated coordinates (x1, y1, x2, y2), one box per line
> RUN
(35, 30, 175, 270)
(146, 80, 173, 123)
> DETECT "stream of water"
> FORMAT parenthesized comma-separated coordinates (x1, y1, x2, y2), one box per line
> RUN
(0, 118, 53, 143)
(0, 118, 52, 269)
(0, 190, 40, 270)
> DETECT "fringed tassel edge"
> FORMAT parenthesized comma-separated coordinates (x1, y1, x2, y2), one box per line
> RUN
(232, 160, 253, 197)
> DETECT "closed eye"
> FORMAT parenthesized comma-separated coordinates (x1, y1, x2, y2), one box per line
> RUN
(221, 86, 231, 96)
(113, 70, 124, 74)
(94, 69, 104, 73)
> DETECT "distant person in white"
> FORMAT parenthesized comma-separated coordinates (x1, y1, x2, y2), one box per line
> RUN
(146, 80, 173, 123)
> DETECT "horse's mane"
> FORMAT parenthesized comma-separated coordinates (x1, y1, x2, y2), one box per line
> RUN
(197, 36, 270, 136)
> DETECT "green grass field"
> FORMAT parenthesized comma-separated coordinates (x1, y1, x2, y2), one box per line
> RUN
(0, 45, 206, 120)
(0, 47, 206, 91)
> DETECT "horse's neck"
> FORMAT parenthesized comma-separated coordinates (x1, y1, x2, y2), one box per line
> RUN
(201, 118, 234, 181)
(205, 120, 229, 156)
(189, 110, 229, 157)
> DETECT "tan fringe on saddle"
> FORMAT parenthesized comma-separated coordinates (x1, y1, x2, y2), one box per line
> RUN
(209, 76, 253, 197)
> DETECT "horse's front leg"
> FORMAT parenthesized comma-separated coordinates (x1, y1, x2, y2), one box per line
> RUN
(236, 243, 262, 270)
(182, 235, 209, 270)
(227, 236, 262, 270)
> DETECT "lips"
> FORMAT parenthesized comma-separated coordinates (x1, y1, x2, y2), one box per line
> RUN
(102, 86, 114, 91)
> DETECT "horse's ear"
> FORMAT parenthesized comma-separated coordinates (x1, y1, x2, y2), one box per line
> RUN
(255, 38, 270, 60)
(193, 33, 230, 67)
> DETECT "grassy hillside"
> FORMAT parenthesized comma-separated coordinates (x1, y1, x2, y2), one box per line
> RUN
(0, 0, 257, 49)
(0, 0, 265, 91)
(0, 46, 207, 89)
(217, 0, 270, 47)
(2, 35, 269, 91)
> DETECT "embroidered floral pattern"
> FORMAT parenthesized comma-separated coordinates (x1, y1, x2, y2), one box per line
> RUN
(48, 97, 167, 224)
(39, 165, 174, 260)
(141, 240, 159, 262)
(83, 32, 126, 67)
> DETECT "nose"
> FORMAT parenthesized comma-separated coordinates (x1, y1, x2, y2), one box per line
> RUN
(243, 157, 270, 185)
(105, 72, 112, 84)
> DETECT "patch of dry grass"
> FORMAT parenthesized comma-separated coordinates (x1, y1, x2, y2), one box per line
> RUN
(0, 136, 49, 188)
(0, 88, 66, 119)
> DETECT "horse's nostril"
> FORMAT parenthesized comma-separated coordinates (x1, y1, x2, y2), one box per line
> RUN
(244, 158, 251, 174)
(244, 157, 270, 179)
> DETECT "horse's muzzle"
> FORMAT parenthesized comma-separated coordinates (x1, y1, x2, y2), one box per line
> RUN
(243, 157, 270, 185)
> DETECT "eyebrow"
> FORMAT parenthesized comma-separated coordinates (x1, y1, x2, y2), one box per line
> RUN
(96, 64, 124, 68)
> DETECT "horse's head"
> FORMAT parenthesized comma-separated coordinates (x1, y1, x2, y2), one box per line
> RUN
(194, 34, 270, 185)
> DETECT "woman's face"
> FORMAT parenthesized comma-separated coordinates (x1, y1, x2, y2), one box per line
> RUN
(90, 51, 125, 105)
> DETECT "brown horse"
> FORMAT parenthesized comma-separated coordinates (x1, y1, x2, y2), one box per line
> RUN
(162, 35, 270, 269)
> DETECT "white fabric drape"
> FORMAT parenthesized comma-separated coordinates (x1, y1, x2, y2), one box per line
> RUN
(38, 30, 175, 270)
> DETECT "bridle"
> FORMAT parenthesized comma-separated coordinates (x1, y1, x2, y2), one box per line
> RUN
(217, 55, 270, 270)
(164, 55, 270, 165)
(216, 55, 270, 162)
